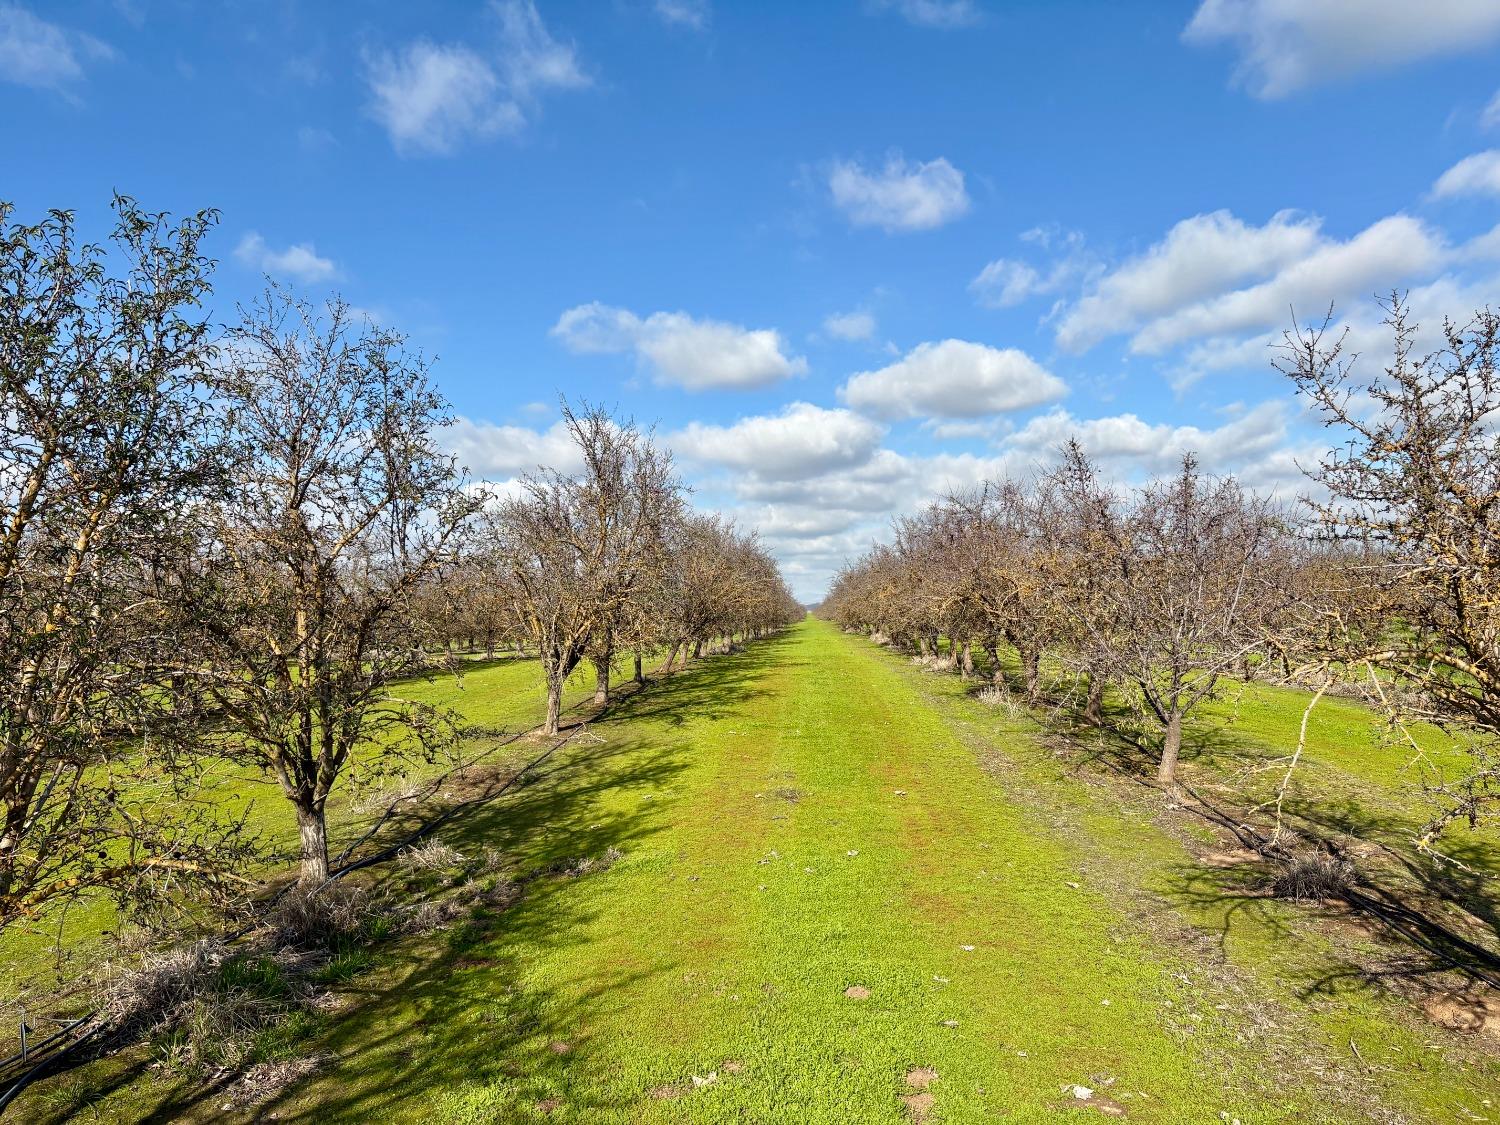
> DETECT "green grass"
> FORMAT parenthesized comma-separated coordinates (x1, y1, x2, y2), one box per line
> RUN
(19, 619, 1498, 1122)
(0, 651, 614, 1009)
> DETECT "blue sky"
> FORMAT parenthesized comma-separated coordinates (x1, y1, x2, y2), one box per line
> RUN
(7, 0, 1500, 599)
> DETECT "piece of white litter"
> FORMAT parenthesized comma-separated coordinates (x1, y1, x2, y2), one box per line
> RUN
(941, 1019, 959, 1028)
(691, 1072, 718, 1088)
(894, 790, 907, 796)
(933, 975, 949, 983)
(960, 945, 975, 952)
(1100, 999, 1111, 1006)
(846, 850, 859, 857)
(1069, 1085, 1093, 1100)
(1066, 881, 1081, 889)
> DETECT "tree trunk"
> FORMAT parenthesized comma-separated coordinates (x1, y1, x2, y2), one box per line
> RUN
(633, 649, 644, 684)
(296, 801, 329, 885)
(918, 635, 931, 657)
(593, 652, 611, 705)
(1157, 709, 1183, 787)
(1084, 674, 1105, 725)
(544, 676, 563, 736)
(692, 639, 703, 659)
(960, 641, 975, 680)
(1022, 646, 1041, 704)
(983, 643, 1003, 687)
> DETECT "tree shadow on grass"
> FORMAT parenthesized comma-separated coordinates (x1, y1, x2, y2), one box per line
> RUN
(1157, 783, 1500, 1003)
(21, 634, 799, 1123)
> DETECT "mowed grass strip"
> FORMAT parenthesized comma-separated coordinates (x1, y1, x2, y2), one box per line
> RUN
(28, 621, 1475, 1123)
(78, 619, 1347, 1124)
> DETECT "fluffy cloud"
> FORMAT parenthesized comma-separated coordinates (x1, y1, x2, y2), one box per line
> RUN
(233, 233, 338, 283)
(1432, 150, 1500, 199)
(1007, 400, 1290, 477)
(671, 403, 885, 480)
(364, 1, 587, 156)
(822, 310, 878, 341)
(839, 340, 1066, 420)
(551, 302, 807, 389)
(1049, 208, 1456, 359)
(1055, 209, 1323, 352)
(828, 155, 970, 232)
(0, 3, 111, 91)
(870, 0, 981, 29)
(1128, 215, 1445, 353)
(445, 417, 584, 479)
(1184, 0, 1500, 98)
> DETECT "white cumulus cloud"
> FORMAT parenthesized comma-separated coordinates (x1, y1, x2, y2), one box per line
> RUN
(671, 403, 885, 481)
(445, 417, 585, 480)
(1184, 0, 1500, 99)
(551, 302, 807, 390)
(233, 233, 338, 283)
(364, 0, 587, 156)
(1007, 400, 1289, 477)
(828, 154, 970, 233)
(1432, 150, 1500, 199)
(1055, 209, 1323, 352)
(839, 339, 1066, 420)
(1128, 214, 1445, 354)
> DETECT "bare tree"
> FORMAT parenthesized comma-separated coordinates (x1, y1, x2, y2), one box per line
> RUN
(0, 198, 247, 927)
(1281, 295, 1500, 840)
(173, 288, 480, 885)
(1066, 451, 1286, 786)
(491, 404, 680, 735)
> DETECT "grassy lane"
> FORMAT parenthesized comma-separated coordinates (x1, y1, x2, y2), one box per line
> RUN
(28, 620, 1492, 1122)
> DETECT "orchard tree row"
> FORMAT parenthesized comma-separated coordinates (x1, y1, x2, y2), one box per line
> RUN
(824, 296, 1500, 851)
(0, 199, 799, 933)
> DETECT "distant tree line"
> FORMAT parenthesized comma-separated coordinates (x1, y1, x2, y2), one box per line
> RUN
(0, 198, 799, 931)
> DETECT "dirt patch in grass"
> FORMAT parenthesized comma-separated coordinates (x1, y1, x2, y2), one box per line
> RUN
(843, 984, 871, 999)
(904, 1066, 937, 1089)
(1423, 990, 1500, 1038)
(648, 1083, 683, 1099)
(1199, 847, 1261, 868)
(901, 1091, 935, 1121)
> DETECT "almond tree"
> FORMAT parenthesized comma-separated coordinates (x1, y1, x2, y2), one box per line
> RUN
(492, 405, 680, 734)
(1072, 452, 1286, 786)
(0, 198, 241, 927)
(1280, 295, 1500, 840)
(173, 289, 481, 885)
